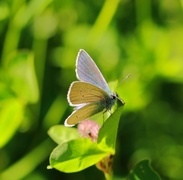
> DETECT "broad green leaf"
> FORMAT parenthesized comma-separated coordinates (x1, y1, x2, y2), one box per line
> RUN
(49, 138, 113, 173)
(4, 51, 39, 103)
(48, 125, 80, 145)
(0, 98, 24, 147)
(127, 160, 161, 180)
(98, 105, 124, 148)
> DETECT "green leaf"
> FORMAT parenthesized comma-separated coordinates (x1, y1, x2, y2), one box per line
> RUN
(0, 98, 24, 147)
(48, 125, 80, 144)
(98, 105, 124, 148)
(49, 102, 124, 173)
(4, 51, 39, 103)
(49, 138, 113, 173)
(127, 160, 161, 180)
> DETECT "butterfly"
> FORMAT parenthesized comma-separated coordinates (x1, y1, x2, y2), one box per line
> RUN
(64, 49, 125, 127)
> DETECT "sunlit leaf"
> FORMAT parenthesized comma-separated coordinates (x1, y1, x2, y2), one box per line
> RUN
(49, 138, 114, 173)
(98, 105, 124, 148)
(48, 125, 80, 145)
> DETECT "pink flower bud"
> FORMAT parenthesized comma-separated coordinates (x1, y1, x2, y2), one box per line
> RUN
(77, 119, 101, 142)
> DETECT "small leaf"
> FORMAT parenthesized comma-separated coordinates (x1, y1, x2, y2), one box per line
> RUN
(49, 138, 114, 173)
(4, 51, 39, 103)
(48, 125, 80, 144)
(98, 105, 124, 148)
(127, 160, 161, 180)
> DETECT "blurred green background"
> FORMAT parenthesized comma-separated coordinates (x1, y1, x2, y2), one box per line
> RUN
(0, 0, 183, 179)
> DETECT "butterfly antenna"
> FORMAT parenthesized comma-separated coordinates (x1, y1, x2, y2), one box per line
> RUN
(117, 73, 131, 88)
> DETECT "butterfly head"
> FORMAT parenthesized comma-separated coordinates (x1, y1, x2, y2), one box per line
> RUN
(111, 92, 125, 107)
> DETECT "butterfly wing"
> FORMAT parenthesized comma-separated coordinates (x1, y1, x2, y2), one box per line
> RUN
(65, 50, 119, 127)
(67, 81, 110, 106)
(64, 103, 104, 127)
(76, 49, 111, 94)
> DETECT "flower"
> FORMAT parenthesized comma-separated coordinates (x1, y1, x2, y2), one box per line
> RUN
(77, 119, 101, 142)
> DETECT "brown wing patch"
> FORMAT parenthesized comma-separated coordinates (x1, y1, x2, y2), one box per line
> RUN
(64, 102, 104, 127)
(68, 81, 109, 106)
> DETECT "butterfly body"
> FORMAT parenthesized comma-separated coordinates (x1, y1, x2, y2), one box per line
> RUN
(64, 49, 124, 127)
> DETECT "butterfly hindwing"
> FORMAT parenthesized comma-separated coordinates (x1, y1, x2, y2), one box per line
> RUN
(64, 102, 104, 127)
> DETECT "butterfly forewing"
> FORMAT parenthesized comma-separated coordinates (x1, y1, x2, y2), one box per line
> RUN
(76, 49, 111, 94)
(64, 102, 104, 127)
(68, 81, 110, 106)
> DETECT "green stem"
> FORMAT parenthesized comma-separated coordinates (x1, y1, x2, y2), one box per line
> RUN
(1, 20, 21, 63)
(104, 170, 113, 180)
(31, 38, 47, 119)
(88, 0, 120, 47)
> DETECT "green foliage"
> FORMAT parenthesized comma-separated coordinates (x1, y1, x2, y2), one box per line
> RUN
(0, 0, 183, 179)
(0, 51, 39, 147)
(0, 98, 23, 147)
(4, 51, 39, 103)
(48, 125, 80, 144)
(48, 106, 124, 173)
(48, 107, 160, 179)
(49, 138, 113, 173)
(127, 160, 161, 180)
(97, 105, 124, 148)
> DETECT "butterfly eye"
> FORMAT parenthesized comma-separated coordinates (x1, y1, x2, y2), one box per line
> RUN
(111, 93, 119, 99)
(111, 95, 117, 100)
